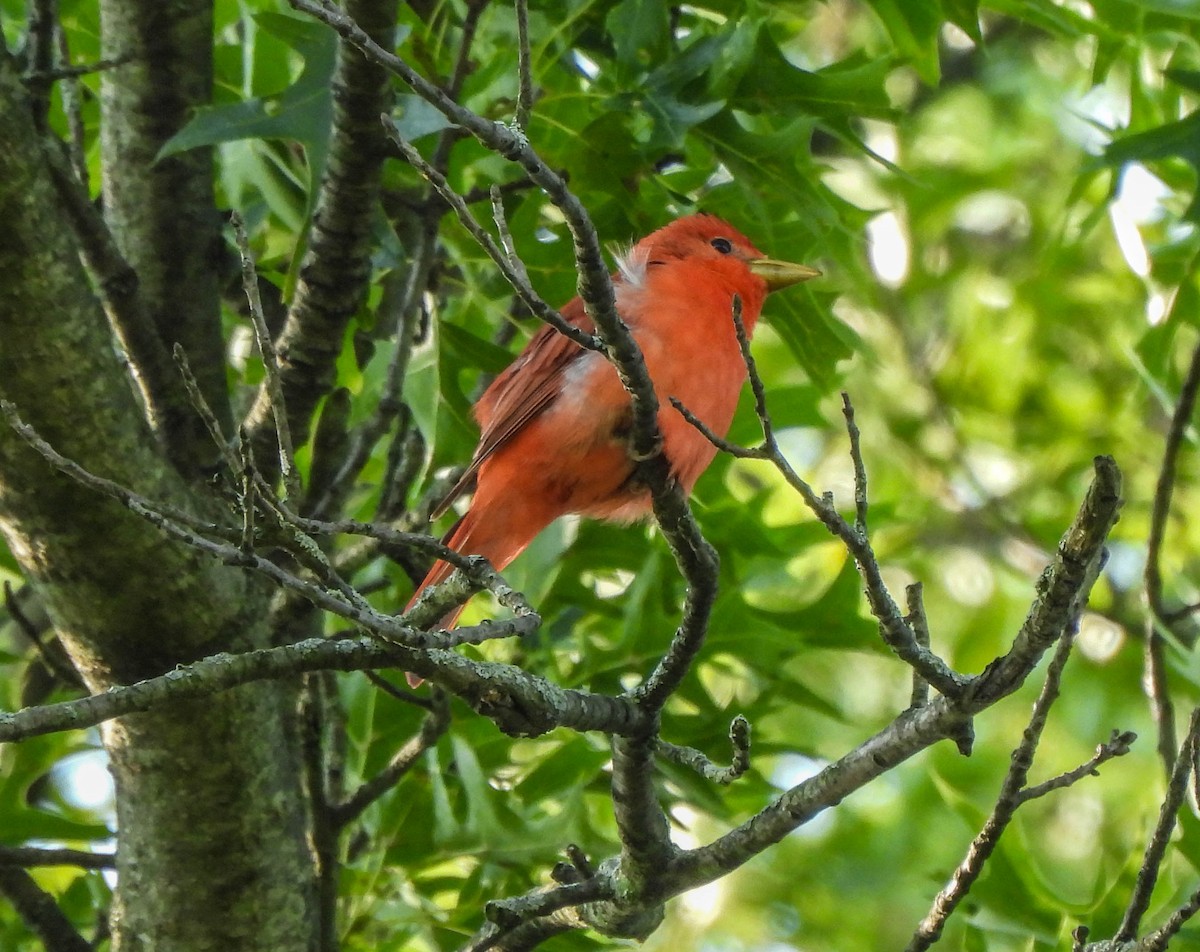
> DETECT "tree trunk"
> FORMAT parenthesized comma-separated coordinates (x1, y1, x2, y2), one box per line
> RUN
(0, 30, 321, 952)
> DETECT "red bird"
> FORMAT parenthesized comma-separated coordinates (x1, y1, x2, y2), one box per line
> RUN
(407, 214, 818, 635)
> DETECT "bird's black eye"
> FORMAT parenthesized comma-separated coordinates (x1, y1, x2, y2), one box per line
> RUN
(710, 237, 733, 254)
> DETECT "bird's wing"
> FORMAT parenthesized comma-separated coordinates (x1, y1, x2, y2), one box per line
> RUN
(431, 297, 596, 519)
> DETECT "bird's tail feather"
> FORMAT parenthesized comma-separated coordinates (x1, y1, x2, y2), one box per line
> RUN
(403, 505, 543, 686)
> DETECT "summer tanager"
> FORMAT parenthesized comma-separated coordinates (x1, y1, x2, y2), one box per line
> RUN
(406, 213, 818, 641)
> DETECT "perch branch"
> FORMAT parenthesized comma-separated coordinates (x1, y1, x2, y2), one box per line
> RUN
(0, 636, 648, 745)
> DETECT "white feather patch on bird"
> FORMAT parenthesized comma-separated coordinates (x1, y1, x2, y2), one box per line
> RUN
(612, 242, 650, 289)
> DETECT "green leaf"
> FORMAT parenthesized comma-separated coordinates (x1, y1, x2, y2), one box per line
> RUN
(1132, 0, 1200, 19)
(605, 0, 669, 69)
(159, 12, 336, 186)
(1102, 111, 1200, 219)
(725, 24, 895, 120)
(394, 94, 456, 141)
(865, 0, 944, 84)
(766, 287, 857, 391)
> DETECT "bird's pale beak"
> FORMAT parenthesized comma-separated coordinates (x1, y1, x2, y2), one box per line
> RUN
(749, 258, 822, 291)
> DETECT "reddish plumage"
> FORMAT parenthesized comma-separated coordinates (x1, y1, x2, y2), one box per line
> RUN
(406, 214, 817, 642)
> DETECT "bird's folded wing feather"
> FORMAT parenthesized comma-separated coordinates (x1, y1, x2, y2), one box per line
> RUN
(430, 297, 596, 519)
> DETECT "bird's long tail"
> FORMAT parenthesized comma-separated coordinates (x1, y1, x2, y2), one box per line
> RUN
(403, 501, 547, 685)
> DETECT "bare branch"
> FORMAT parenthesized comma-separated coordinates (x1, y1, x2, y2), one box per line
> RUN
(24, 0, 59, 131)
(694, 301, 965, 698)
(172, 345, 241, 476)
(1, 400, 234, 539)
(53, 28, 89, 188)
(1137, 882, 1200, 951)
(841, 392, 869, 533)
(1016, 728, 1135, 804)
(1142, 331, 1200, 775)
(23, 53, 134, 82)
(968, 456, 1121, 705)
(243, 0, 399, 476)
(672, 458, 1119, 888)
(2, 401, 538, 651)
(1145, 337, 1200, 626)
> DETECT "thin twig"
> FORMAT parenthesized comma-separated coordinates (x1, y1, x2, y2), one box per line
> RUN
(1, 401, 234, 539)
(231, 212, 301, 500)
(363, 670, 434, 709)
(23, 0, 58, 129)
(1, 401, 533, 648)
(23, 53, 134, 82)
(1016, 728, 1135, 804)
(53, 27, 89, 188)
(1145, 337, 1200, 623)
(383, 127, 600, 353)
(1116, 707, 1200, 943)
(238, 431, 258, 553)
(1138, 881, 1200, 951)
(331, 689, 450, 826)
(0, 847, 115, 870)
(657, 715, 751, 785)
(1145, 619, 1177, 775)
(907, 631, 1079, 951)
(841, 392, 869, 534)
(0, 866, 92, 952)
(684, 300, 965, 698)
(513, 0, 533, 130)
(491, 185, 531, 286)
(906, 583, 931, 708)
(173, 345, 240, 475)
(1143, 335, 1200, 774)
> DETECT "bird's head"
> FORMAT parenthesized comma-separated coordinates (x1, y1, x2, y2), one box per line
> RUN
(631, 213, 821, 293)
